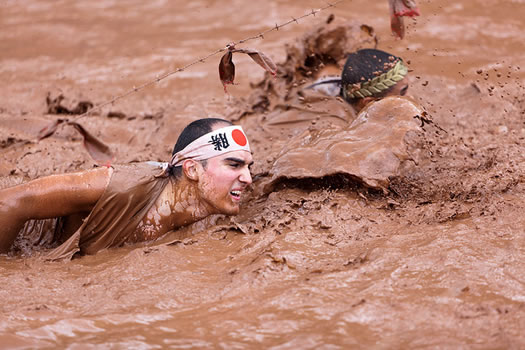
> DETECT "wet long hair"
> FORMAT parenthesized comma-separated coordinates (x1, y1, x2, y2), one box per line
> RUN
(171, 117, 233, 178)
(340, 49, 407, 103)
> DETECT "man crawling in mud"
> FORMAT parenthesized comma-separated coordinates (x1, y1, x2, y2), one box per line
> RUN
(308, 48, 410, 112)
(0, 118, 253, 259)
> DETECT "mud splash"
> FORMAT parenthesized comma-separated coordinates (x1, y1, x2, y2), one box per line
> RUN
(1, 0, 525, 348)
(264, 96, 428, 191)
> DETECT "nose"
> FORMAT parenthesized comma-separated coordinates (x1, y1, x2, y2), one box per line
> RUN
(239, 167, 252, 185)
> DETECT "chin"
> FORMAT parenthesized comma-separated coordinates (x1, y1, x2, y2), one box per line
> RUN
(220, 205, 240, 216)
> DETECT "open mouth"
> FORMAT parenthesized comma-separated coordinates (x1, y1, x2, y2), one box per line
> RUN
(230, 190, 242, 201)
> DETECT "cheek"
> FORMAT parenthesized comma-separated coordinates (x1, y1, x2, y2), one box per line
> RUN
(200, 174, 217, 195)
(201, 169, 234, 194)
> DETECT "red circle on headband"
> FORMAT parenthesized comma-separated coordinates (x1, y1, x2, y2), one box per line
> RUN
(232, 129, 247, 146)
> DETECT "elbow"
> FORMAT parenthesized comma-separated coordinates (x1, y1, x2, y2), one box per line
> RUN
(0, 189, 26, 224)
(0, 195, 25, 253)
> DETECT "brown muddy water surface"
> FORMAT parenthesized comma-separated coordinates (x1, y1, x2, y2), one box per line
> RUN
(1, 0, 525, 348)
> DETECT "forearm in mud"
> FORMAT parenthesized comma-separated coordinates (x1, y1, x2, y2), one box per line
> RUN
(0, 193, 29, 253)
(0, 167, 111, 253)
(0, 182, 64, 252)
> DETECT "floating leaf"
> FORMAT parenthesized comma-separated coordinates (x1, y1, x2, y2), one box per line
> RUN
(390, 14, 405, 39)
(391, 0, 420, 16)
(401, 0, 420, 16)
(68, 121, 114, 166)
(219, 50, 235, 93)
(388, 0, 420, 39)
(37, 118, 67, 140)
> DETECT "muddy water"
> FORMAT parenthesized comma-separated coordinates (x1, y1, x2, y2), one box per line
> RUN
(1, 0, 525, 348)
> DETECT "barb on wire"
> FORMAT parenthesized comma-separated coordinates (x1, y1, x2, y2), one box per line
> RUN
(323, 1, 337, 9)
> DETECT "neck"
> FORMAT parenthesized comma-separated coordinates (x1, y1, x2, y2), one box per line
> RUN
(160, 176, 216, 229)
(352, 97, 377, 112)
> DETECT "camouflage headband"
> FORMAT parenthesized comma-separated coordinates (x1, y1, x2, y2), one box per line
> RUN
(342, 60, 408, 100)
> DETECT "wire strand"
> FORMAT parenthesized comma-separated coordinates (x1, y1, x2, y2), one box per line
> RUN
(74, 0, 347, 120)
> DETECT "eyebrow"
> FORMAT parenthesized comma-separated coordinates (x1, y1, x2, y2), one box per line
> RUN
(224, 157, 254, 167)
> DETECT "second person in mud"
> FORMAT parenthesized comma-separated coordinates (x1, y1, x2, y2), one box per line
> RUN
(307, 48, 410, 113)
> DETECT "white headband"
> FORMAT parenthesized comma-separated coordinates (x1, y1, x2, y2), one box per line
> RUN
(170, 125, 251, 167)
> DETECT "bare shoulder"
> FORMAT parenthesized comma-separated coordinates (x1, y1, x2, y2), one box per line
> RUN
(5, 166, 111, 193)
(50, 166, 113, 192)
(362, 96, 423, 115)
(0, 166, 113, 219)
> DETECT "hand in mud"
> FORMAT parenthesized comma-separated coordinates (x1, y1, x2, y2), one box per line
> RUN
(219, 44, 277, 93)
(388, 0, 420, 39)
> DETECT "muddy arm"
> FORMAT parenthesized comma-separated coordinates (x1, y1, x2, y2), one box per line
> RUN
(0, 166, 112, 253)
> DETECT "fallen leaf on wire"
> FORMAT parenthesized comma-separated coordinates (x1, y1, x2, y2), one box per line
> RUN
(218, 46, 277, 93)
(219, 50, 235, 93)
(231, 48, 277, 76)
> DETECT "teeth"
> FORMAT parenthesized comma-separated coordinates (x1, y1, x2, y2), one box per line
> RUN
(231, 191, 241, 196)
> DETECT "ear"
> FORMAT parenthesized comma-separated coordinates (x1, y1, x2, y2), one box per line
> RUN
(182, 159, 200, 181)
(356, 97, 376, 111)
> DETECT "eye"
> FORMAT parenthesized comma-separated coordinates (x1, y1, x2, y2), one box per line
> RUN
(400, 85, 408, 96)
(228, 162, 241, 168)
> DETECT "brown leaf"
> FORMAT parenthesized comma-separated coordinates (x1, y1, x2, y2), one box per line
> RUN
(218, 50, 235, 93)
(232, 48, 277, 76)
(68, 121, 114, 166)
(37, 118, 67, 141)
(389, 0, 420, 16)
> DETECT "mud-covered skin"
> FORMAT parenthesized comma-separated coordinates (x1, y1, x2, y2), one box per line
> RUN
(2, 0, 525, 348)
(131, 150, 253, 242)
(194, 150, 253, 216)
(0, 167, 111, 252)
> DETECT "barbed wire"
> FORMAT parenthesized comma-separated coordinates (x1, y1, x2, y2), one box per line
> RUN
(74, 0, 347, 120)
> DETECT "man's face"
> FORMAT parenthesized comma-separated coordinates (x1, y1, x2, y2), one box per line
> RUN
(197, 150, 253, 215)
